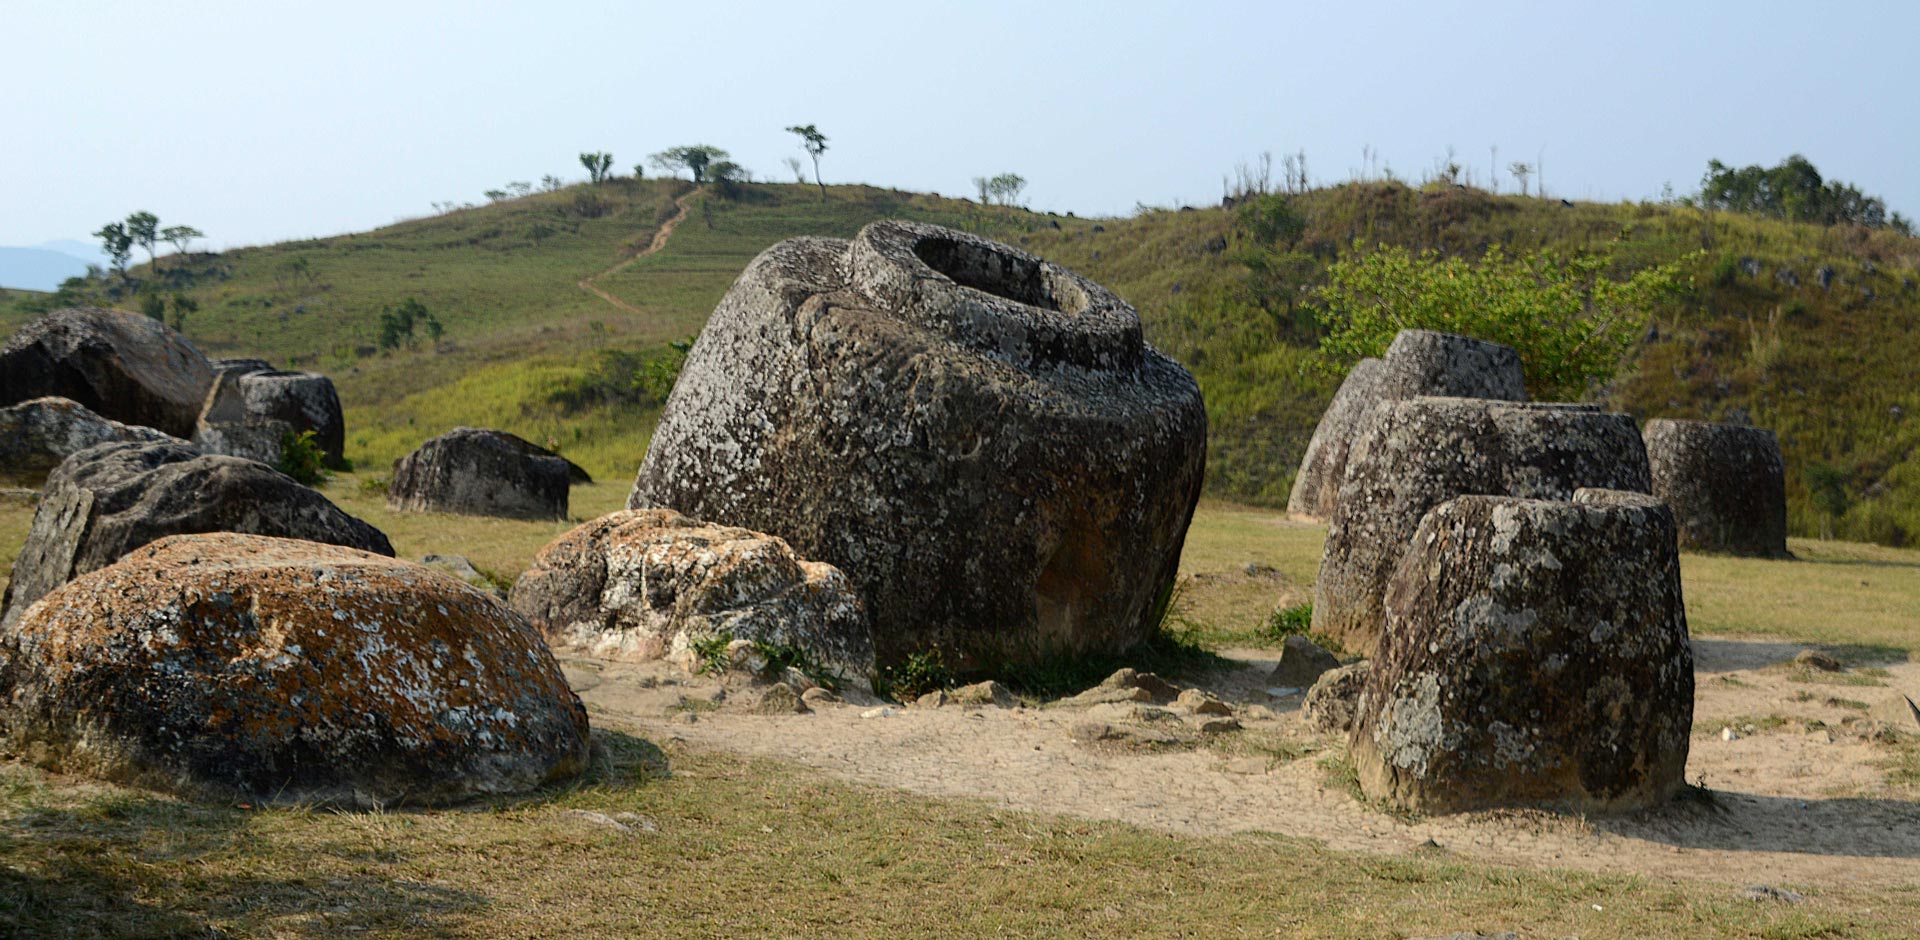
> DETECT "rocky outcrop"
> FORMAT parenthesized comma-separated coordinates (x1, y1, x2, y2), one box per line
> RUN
(0, 307, 215, 438)
(0, 397, 172, 485)
(1288, 331, 1527, 521)
(0, 440, 392, 628)
(510, 509, 873, 685)
(1349, 493, 1693, 814)
(1313, 397, 1652, 654)
(388, 427, 571, 520)
(1643, 419, 1790, 557)
(0, 534, 589, 806)
(629, 221, 1206, 671)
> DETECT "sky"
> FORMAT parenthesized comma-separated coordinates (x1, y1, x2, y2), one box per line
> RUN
(5, 0, 1915, 254)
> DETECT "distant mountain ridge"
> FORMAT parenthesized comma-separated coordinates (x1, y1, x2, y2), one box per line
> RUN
(0, 245, 94, 291)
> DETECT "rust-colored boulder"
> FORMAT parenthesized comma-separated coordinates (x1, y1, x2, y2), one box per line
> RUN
(1288, 331, 1527, 521)
(1643, 418, 1789, 557)
(0, 534, 591, 806)
(1313, 397, 1651, 654)
(388, 427, 571, 520)
(0, 307, 215, 438)
(0, 440, 393, 629)
(629, 220, 1205, 671)
(0, 396, 172, 486)
(1349, 492, 1693, 814)
(510, 509, 873, 684)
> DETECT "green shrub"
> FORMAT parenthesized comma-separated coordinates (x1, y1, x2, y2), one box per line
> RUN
(276, 429, 328, 486)
(1262, 602, 1314, 641)
(876, 648, 954, 701)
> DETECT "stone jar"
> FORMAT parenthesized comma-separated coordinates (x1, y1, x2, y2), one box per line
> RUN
(1643, 418, 1790, 557)
(630, 220, 1207, 671)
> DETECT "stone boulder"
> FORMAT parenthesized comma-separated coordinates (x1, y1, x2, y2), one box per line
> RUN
(210, 357, 274, 377)
(1643, 419, 1790, 557)
(0, 307, 215, 438)
(1313, 397, 1652, 654)
(0, 397, 173, 486)
(0, 533, 589, 806)
(0, 440, 393, 628)
(1349, 493, 1693, 814)
(1303, 660, 1370, 734)
(628, 220, 1206, 671)
(510, 509, 873, 685)
(1287, 331, 1527, 521)
(192, 370, 292, 465)
(388, 427, 571, 520)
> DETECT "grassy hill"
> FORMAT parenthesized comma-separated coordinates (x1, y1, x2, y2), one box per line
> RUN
(11, 178, 1920, 544)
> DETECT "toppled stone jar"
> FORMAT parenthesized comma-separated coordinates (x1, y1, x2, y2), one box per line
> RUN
(1643, 418, 1790, 557)
(629, 220, 1207, 670)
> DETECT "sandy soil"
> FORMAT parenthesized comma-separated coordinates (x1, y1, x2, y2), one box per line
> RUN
(564, 636, 1920, 888)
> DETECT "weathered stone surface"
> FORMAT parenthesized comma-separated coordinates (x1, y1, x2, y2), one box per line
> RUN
(0, 307, 215, 438)
(234, 370, 347, 467)
(0, 533, 589, 806)
(950, 680, 1018, 708)
(508, 509, 874, 685)
(1313, 397, 1652, 654)
(1643, 418, 1789, 557)
(0, 397, 172, 485)
(388, 427, 569, 520)
(1269, 635, 1340, 688)
(628, 220, 1206, 671)
(0, 440, 393, 629)
(1302, 660, 1370, 734)
(1288, 358, 1387, 520)
(210, 357, 274, 377)
(1350, 494, 1693, 814)
(1288, 331, 1527, 521)
(192, 370, 289, 465)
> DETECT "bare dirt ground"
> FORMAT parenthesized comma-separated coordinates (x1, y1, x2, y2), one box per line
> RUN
(562, 638, 1920, 888)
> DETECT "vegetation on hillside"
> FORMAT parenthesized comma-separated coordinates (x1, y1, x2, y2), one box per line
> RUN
(7, 157, 1917, 545)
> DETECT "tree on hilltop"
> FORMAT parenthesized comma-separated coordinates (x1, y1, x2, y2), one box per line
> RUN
(125, 211, 160, 269)
(649, 145, 729, 184)
(785, 124, 829, 200)
(579, 152, 615, 184)
(160, 225, 203, 258)
(93, 222, 132, 277)
(1698, 154, 1907, 231)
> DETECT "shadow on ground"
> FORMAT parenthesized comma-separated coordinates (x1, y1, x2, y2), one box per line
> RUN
(1603, 789, 1920, 860)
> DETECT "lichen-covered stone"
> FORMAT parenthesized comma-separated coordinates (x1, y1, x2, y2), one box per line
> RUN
(1349, 494, 1693, 814)
(1313, 397, 1652, 654)
(192, 370, 291, 465)
(0, 533, 590, 806)
(628, 220, 1206, 670)
(0, 397, 172, 485)
(0, 307, 215, 438)
(1643, 418, 1790, 557)
(1288, 331, 1527, 521)
(388, 427, 570, 520)
(509, 509, 874, 685)
(0, 441, 393, 628)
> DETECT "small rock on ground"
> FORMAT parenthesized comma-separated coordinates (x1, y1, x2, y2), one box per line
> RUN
(1794, 649, 1843, 672)
(748, 684, 809, 715)
(1741, 884, 1806, 903)
(1174, 688, 1233, 716)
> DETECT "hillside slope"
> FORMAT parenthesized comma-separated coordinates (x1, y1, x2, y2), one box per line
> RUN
(11, 180, 1919, 544)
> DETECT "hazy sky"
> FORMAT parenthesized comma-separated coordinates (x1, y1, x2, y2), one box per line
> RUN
(6, 0, 1914, 252)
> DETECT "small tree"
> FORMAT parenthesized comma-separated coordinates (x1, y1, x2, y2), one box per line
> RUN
(159, 224, 203, 257)
(785, 124, 829, 200)
(987, 172, 1027, 206)
(1508, 162, 1533, 197)
(377, 297, 439, 351)
(1315, 244, 1696, 399)
(139, 291, 166, 320)
(783, 156, 806, 183)
(649, 145, 729, 183)
(125, 211, 160, 269)
(579, 151, 614, 183)
(707, 159, 748, 199)
(971, 176, 991, 203)
(94, 222, 133, 276)
(169, 293, 197, 332)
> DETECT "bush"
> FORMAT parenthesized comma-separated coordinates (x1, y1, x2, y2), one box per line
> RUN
(1316, 244, 1698, 399)
(276, 429, 328, 486)
(876, 649, 954, 701)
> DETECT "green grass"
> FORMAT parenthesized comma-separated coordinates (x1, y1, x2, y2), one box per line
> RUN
(1, 741, 1903, 939)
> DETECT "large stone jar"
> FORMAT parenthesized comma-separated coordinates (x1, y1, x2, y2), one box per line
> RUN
(630, 220, 1207, 670)
(1642, 418, 1790, 557)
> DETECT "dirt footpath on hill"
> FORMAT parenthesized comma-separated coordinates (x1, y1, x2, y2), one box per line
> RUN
(563, 638, 1920, 889)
